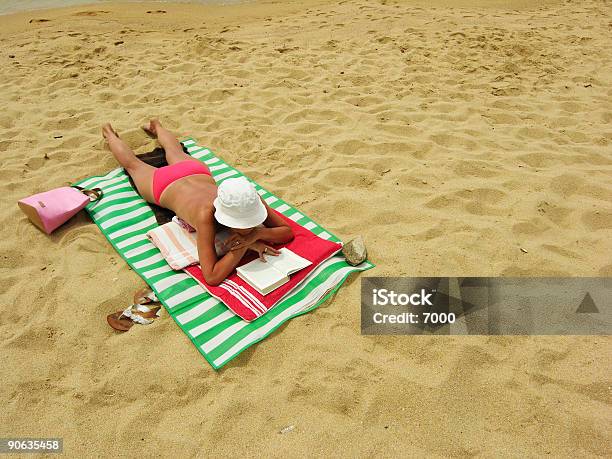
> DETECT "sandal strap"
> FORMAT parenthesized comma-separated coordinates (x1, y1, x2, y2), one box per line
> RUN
(144, 290, 158, 303)
(119, 305, 154, 325)
(134, 288, 159, 305)
(134, 303, 153, 313)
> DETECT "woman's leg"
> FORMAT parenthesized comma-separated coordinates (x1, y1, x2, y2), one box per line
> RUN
(143, 119, 197, 165)
(102, 123, 157, 204)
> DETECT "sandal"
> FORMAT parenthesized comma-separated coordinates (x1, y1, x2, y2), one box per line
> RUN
(133, 286, 159, 305)
(107, 286, 161, 332)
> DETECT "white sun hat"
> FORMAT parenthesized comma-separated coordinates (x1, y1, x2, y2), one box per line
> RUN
(213, 176, 268, 229)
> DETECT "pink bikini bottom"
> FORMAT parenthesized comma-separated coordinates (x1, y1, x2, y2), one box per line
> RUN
(152, 160, 211, 205)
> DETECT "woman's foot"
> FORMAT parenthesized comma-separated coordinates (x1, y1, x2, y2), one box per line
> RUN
(142, 118, 161, 138)
(102, 123, 119, 142)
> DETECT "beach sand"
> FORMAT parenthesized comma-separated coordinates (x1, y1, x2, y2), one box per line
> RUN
(1, 0, 611, 456)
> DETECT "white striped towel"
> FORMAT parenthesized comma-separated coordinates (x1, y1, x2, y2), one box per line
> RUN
(146, 222, 233, 270)
(146, 221, 199, 270)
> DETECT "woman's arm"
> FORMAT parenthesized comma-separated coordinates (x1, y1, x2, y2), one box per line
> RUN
(228, 200, 294, 250)
(196, 214, 249, 286)
(253, 201, 294, 243)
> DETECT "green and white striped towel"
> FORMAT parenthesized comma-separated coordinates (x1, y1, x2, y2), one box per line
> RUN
(73, 137, 374, 369)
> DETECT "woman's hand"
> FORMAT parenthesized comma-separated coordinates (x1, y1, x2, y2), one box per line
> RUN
(246, 241, 281, 262)
(226, 229, 261, 251)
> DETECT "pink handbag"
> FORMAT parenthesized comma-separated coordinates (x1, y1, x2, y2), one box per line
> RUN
(18, 185, 103, 234)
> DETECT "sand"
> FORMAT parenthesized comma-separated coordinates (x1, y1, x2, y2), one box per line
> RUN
(1, 0, 611, 456)
(0, 0, 244, 16)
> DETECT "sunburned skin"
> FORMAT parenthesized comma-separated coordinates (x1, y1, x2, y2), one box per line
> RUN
(102, 119, 294, 286)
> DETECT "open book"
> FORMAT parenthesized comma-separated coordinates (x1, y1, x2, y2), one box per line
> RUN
(236, 248, 312, 295)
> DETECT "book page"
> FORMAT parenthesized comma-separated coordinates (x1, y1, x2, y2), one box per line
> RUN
(267, 248, 312, 276)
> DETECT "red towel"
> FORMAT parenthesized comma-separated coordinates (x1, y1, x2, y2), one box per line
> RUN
(184, 211, 342, 321)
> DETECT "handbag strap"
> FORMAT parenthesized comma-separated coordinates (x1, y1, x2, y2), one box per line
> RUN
(71, 185, 104, 202)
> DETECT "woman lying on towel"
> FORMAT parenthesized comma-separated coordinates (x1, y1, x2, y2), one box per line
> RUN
(102, 119, 294, 286)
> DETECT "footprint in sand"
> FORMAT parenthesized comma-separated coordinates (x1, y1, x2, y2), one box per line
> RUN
(24, 157, 47, 171)
(73, 11, 110, 17)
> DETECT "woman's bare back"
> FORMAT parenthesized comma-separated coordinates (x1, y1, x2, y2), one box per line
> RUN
(157, 174, 218, 227)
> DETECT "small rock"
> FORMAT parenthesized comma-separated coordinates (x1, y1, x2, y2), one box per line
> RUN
(520, 247, 528, 254)
(9, 54, 15, 58)
(279, 425, 295, 434)
(53, 135, 63, 139)
(41, 266, 47, 271)
(43, 153, 49, 160)
(342, 236, 367, 266)
(114, 41, 124, 46)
